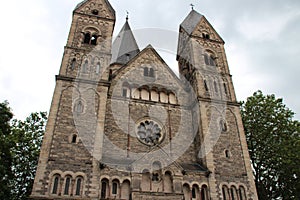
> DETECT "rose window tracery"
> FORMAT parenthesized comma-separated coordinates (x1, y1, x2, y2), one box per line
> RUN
(136, 120, 163, 146)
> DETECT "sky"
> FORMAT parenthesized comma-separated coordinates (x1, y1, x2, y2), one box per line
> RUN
(0, 0, 299, 120)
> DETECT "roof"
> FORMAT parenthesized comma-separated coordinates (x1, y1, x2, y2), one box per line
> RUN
(180, 10, 203, 35)
(111, 20, 140, 64)
(74, 0, 115, 17)
(181, 163, 208, 172)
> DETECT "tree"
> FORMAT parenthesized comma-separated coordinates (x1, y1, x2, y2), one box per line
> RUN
(0, 101, 14, 200)
(241, 91, 300, 199)
(10, 112, 47, 200)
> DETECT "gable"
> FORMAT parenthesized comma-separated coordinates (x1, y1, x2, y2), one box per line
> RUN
(110, 45, 189, 103)
(192, 17, 224, 43)
(74, 0, 115, 20)
(113, 45, 182, 88)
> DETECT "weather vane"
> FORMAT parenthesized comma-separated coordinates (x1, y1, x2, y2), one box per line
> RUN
(190, 3, 195, 10)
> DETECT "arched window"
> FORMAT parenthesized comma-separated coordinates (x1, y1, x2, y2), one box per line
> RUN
(231, 186, 237, 200)
(91, 35, 98, 45)
(84, 33, 91, 44)
(72, 134, 77, 143)
(201, 185, 208, 200)
(96, 62, 100, 74)
(64, 176, 71, 195)
(75, 177, 83, 196)
(101, 179, 109, 198)
(52, 175, 60, 194)
(82, 60, 88, 73)
(192, 187, 196, 198)
(144, 67, 148, 76)
(149, 68, 154, 77)
(220, 120, 227, 132)
(75, 101, 84, 113)
(214, 81, 218, 93)
(202, 33, 210, 39)
(204, 80, 209, 92)
(71, 58, 76, 70)
(223, 83, 228, 95)
(238, 186, 246, 200)
(164, 171, 173, 193)
(112, 181, 118, 195)
(204, 53, 216, 66)
(222, 186, 229, 200)
(225, 150, 230, 158)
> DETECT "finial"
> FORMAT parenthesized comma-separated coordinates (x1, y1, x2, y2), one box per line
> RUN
(190, 3, 195, 10)
(126, 10, 129, 21)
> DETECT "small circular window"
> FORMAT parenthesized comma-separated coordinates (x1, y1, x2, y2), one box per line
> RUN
(136, 120, 164, 146)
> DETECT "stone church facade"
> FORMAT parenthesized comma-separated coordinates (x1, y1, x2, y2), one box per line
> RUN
(30, 0, 258, 199)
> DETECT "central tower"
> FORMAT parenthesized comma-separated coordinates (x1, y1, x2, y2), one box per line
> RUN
(31, 1, 258, 200)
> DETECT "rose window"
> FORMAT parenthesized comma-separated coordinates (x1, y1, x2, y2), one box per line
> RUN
(137, 120, 163, 146)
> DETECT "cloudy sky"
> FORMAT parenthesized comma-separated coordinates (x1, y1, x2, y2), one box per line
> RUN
(0, 0, 299, 120)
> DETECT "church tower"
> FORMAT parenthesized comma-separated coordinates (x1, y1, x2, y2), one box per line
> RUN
(177, 10, 258, 199)
(31, 1, 258, 200)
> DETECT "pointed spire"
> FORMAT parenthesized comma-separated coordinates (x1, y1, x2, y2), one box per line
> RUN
(111, 18, 140, 65)
(180, 9, 203, 35)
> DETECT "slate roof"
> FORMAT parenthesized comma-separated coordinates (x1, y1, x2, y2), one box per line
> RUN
(180, 10, 203, 35)
(181, 163, 208, 172)
(111, 20, 140, 64)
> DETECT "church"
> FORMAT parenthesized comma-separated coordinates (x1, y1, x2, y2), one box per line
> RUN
(30, 0, 258, 199)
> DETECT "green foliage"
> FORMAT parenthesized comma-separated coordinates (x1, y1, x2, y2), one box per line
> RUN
(0, 101, 14, 200)
(0, 100, 47, 200)
(10, 112, 47, 200)
(241, 91, 300, 200)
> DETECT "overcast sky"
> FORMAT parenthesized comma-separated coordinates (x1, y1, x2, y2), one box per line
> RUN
(0, 0, 299, 120)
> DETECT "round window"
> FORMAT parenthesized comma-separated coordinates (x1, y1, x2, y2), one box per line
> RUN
(136, 120, 164, 146)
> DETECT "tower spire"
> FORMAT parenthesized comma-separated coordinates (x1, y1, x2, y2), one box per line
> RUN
(111, 18, 140, 64)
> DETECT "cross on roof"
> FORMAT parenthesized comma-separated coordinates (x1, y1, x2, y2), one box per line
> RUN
(190, 3, 195, 10)
(126, 10, 129, 21)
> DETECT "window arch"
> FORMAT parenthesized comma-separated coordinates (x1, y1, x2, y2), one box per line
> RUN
(238, 186, 246, 200)
(112, 180, 120, 196)
(204, 80, 209, 92)
(231, 186, 238, 200)
(83, 33, 91, 44)
(96, 62, 100, 74)
(72, 134, 77, 143)
(222, 185, 230, 200)
(225, 150, 230, 158)
(75, 100, 84, 113)
(83, 32, 98, 45)
(71, 58, 76, 70)
(51, 174, 60, 194)
(149, 68, 154, 77)
(201, 185, 209, 200)
(192, 184, 199, 199)
(144, 67, 149, 76)
(143, 67, 155, 78)
(223, 83, 228, 95)
(91, 35, 98, 45)
(63, 176, 71, 195)
(101, 179, 109, 198)
(82, 60, 88, 73)
(214, 81, 218, 93)
(204, 52, 216, 66)
(164, 171, 173, 193)
(219, 119, 227, 132)
(75, 177, 83, 196)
